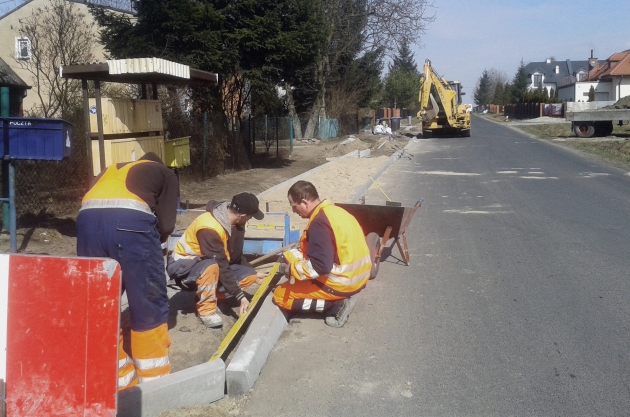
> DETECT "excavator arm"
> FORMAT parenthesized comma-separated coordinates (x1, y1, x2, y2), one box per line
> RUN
(418, 59, 458, 122)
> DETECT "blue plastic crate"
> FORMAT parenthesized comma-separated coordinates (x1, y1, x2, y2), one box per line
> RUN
(3, 118, 72, 160)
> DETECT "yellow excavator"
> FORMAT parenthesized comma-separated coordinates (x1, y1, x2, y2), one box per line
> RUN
(417, 59, 471, 137)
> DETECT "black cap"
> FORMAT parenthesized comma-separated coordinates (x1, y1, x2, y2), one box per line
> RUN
(230, 193, 264, 220)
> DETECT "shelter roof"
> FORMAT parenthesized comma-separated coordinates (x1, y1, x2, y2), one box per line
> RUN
(0, 57, 30, 89)
(61, 58, 218, 86)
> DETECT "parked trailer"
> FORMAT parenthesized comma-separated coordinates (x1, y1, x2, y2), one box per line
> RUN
(565, 109, 630, 138)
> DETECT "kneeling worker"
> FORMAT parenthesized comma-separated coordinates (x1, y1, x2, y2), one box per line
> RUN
(273, 180, 372, 327)
(167, 193, 265, 328)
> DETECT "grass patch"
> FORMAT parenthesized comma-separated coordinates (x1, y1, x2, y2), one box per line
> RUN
(514, 122, 630, 170)
(517, 123, 573, 138)
(478, 113, 630, 170)
(565, 140, 630, 167)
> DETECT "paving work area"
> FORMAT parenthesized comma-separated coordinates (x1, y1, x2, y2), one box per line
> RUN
(120, 138, 418, 416)
(0, 133, 411, 417)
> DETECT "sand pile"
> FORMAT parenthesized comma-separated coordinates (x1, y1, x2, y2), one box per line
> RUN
(604, 96, 630, 109)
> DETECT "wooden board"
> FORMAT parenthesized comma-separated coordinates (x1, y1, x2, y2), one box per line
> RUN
(92, 136, 165, 174)
(89, 98, 163, 134)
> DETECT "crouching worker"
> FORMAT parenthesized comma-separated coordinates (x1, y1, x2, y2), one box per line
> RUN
(273, 181, 372, 327)
(167, 193, 266, 328)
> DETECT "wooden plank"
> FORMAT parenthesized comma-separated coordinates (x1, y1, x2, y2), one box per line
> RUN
(566, 109, 630, 122)
(210, 262, 280, 362)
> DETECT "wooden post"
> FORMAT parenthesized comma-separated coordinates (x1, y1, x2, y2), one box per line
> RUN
(94, 79, 106, 174)
(81, 78, 95, 177)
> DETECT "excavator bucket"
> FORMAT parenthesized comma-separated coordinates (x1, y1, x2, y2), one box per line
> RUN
(422, 93, 439, 122)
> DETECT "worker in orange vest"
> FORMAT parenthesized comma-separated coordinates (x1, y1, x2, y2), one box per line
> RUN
(167, 193, 266, 328)
(273, 180, 372, 327)
(76, 152, 178, 390)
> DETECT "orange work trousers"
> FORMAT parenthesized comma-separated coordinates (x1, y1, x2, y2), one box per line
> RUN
(273, 279, 344, 312)
(118, 323, 171, 390)
(196, 263, 258, 317)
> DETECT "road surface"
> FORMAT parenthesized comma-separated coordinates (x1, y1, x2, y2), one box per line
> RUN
(237, 115, 630, 416)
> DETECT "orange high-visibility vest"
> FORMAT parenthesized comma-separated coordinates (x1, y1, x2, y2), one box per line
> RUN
(80, 160, 153, 215)
(288, 200, 371, 295)
(173, 212, 230, 261)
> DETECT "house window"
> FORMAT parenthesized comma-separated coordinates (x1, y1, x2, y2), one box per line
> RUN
(15, 37, 31, 60)
(576, 71, 586, 81)
(533, 74, 543, 88)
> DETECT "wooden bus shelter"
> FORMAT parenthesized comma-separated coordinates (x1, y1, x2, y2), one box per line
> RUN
(61, 58, 217, 175)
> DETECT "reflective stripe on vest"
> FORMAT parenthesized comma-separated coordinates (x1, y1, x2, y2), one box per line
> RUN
(173, 212, 230, 261)
(80, 160, 153, 215)
(298, 200, 371, 294)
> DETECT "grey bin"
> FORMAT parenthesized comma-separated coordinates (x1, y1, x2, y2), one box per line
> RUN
(362, 117, 372, 130)
(391, 117, 401, 132)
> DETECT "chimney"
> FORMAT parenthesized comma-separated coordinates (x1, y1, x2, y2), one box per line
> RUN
(546, 58, 552, 64)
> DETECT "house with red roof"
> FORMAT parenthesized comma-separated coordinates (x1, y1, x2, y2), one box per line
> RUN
(558, 50, 630, 103)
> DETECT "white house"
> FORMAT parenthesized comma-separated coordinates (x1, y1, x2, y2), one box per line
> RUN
(524, 57, 589, 99)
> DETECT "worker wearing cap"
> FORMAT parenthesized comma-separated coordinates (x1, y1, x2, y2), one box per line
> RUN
(273, 180, 372, 327)
(76, 152, 178, 390)
(167, 192, 265, 328)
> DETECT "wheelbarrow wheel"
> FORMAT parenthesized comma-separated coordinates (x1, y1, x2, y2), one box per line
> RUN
(366, 232, 381, 280)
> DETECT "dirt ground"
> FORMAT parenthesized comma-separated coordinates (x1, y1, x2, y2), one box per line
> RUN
(0, 131, 410, 415)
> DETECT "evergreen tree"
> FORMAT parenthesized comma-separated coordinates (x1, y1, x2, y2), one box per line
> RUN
(588, 85, 596, 102)
(474, 70, 492, 108)
(510, 59, 529, 103)
(381, 38, 419, 109)
(390, 39, 418, 74)
(492, 82, 505, 106)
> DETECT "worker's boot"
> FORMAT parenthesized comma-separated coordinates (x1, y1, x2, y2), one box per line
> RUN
(199, 313, 223, 328)
(325, 296, 356, 328)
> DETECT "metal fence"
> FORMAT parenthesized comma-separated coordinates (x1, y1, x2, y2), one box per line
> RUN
(1, 111, 358, 228)
(241, 115, 359, 156)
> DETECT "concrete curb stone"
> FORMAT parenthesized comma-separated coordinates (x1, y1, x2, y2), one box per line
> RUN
(117, 359, 225, 417)
(226, 295, 289, 395)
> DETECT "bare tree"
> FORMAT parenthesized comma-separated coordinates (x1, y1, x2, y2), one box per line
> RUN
(486, 68, 509, 104)
(16, 0, 96, 118)
(299, 0, 435, 139)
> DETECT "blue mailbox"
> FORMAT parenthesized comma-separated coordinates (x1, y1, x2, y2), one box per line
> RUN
(1, 118, 72, 160)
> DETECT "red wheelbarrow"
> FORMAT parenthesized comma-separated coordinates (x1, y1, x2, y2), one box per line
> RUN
(337, 200, 422, 279)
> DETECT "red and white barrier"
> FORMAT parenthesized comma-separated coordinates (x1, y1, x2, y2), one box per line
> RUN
(0, 255, 121, 417)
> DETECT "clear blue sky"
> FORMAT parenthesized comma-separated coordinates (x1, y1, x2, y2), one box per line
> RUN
(416, 0, 630, 104)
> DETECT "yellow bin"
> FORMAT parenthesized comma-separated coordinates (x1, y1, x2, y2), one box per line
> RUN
(164, 136, 191, 168)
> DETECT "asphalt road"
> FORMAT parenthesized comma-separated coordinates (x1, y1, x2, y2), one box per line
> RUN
(238, 115, 630, 416)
